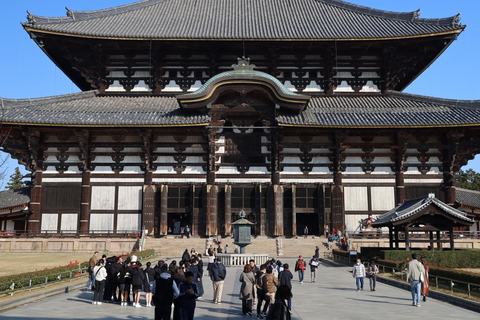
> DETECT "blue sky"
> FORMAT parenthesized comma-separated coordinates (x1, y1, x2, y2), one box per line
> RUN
(1, 0, 479, 187)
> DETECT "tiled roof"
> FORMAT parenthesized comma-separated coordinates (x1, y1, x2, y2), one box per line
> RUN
(0, 187, 31, 211)
(23, 0, 464, 40)
(372, 193, 474, 227)
(456, 188, 480, 209)
(1, 91, 209, 126)
(278, 92, 480, 128)
(2, 90, 480, 127)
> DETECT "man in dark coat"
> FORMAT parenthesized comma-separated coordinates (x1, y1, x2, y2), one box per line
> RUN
(278, 263, 293, 310)
(182, 249, 191, 263)
(209, 257, 227, 304)
(153, 265, 179, 320)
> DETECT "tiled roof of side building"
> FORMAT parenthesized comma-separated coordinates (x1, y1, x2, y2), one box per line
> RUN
(0, 187, 31, 211)
(278, 92, 480, 128)
(456, 188, 480, 209)
(23, 0, 464, 40)
(2, 90, 480, 127)
(0, 91, 210, 127)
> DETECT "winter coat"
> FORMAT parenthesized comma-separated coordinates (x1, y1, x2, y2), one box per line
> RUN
(421, 264, 430, 295)
(131, 266, 146, 286)
(182, 250, 191, 262)
(93, 265, 107, 281)
(239, 271, 256, 301)
(278, 269, 293, 290)
(265, 273, 278, 294)
(210, 262, 227, 281)
(352, 263, 366, 278)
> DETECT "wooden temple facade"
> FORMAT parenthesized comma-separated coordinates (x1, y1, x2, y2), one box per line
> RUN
(2, 0, 480, 237)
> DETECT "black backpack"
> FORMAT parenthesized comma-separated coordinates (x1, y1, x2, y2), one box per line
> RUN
(153, 277, 174, 305)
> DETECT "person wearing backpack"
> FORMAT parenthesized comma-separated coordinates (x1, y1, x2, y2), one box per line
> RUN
(309, 256, 319, 283)
(209, 257, 227, 304)
(255, 264, 269, 319)
(265, 285, 292, 320)
(265, 266, 278, 305)
(294, 255, 306, 284)
(154, 265, 180, 320)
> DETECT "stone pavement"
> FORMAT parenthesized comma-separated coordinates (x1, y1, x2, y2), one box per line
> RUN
(1, 258, 478, 320)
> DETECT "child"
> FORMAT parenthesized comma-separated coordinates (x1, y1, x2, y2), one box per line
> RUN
(179, 271, 199, 320)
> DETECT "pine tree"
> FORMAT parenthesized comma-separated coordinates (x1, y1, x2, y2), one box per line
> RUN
(455, 169, 480, 191)
(5, 167, 26, 190)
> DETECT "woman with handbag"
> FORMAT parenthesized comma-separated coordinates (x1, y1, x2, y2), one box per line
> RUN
(239, 264, 256, 316)
(420, 257, 429, 302)
(367, 261, 379, 291)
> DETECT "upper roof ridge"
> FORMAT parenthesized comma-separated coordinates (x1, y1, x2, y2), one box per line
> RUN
(387, 90, 480, 110)
(22, 0, 463, 28)
(1, 91, 98, 109)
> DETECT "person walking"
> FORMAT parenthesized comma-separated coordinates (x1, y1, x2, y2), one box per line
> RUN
(185, 225, 191, 238)
(294, 255, 306, 284)
(86, 251, 99, 292)
(182, 248, 191, 264)
(277, 263, 293, 311)
(265, 266, 278, 305)
(210, 257, 227, 304)
(327, 234, 333, 251)
(420, 257, 430, 302)
(406, 253, 425, 307)
(154, 265, 180, 320)
(367, 260, 379, 291)
(303, 226, 308, 239)
(92, 259, 107, 305)
(266, 285, 292, 320)
(314, 246, 320, 259)
(352, 259, 366, 292)
(178, 271, 199, 320)
(309, 256, 319, 283)
(195, 254, 205, 298)
(239, 264, 256, 316)
(255, 264, 269, 319)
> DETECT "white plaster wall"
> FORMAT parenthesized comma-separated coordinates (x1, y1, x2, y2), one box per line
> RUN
(371, 187, 395, 211)
(41, 214, 58, 233)
(117, 214, 142, 231)
(60, 214, 78, 233)
(5, 220, 14, 231)
(91, 186, 115, 210)
(118, 186, 142, 211)
(89, 214, 114, 232)
(345, 214, 369, 232)
(217, 167, 240, 174)
(344, 187, 368, 211)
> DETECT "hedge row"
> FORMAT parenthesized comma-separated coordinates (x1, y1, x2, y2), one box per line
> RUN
(1, 249, 156, 292)
(361, 248, 480, 268)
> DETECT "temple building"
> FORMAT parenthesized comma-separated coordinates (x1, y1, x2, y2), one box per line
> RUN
(1, 0, 480, 237)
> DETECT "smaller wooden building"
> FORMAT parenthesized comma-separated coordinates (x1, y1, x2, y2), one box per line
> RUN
(372, 193, 474, 250)
(0, 188, 30, 236)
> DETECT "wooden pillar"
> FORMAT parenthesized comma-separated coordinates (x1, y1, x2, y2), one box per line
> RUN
(159, 184, 168, 235)
(206, 185, 218, 236)
(389, 227, 393, 249)
(395, 171, 405, 205)
(27, 170, 43, 234)
(79, 171, 91, 234)
(436, 231, 442, 249)
(273, 185, 284, 236)
(405, 226, 410, 251)
(331, 172, 344, 231)
(142, 171, 155, 236)
(394, 228, 399, 249)
(430, 231, 434, 251)
(225, 185, 232, 236)
(258, 185, 266, 237)
(191, 185, 199, 237)
(443, 171, 456, 205)
(292, 185, 297, 236)
(449, 226, 455, 250)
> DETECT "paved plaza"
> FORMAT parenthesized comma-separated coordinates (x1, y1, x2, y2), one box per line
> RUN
(1, 259, 478, 320)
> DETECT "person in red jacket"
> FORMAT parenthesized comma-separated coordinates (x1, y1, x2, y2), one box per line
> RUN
(294, 255, 306, 284)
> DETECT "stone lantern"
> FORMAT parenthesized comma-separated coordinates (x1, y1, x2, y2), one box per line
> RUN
(232, 210, 255, 254)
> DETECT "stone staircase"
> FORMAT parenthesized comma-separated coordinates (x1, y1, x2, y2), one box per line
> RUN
(144, 235, 332, 260)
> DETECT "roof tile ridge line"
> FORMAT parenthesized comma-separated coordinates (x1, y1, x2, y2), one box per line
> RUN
(25, 0, 164, 25)
(387, 91, 480, 109)
(457, 187, 480, 194)
(319, 0, 418, 23)
(4, 91, 98, 108)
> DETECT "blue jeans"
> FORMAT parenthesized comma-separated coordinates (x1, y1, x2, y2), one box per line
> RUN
(298, 270, 304, 282)
(86, 272, 95, 290)
(411, 280, 421, 304)
(355, 277, 364, 290)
